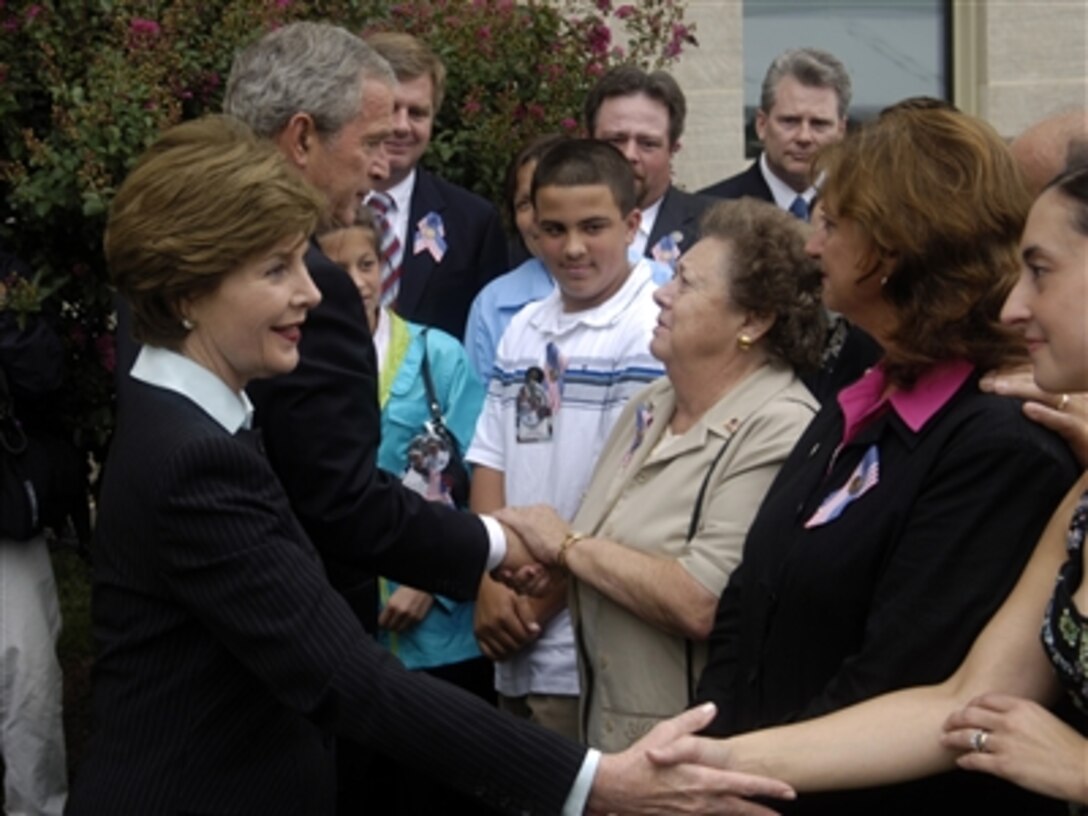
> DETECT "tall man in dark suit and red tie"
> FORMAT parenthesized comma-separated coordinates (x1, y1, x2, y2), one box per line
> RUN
(701, 47, 850, 222)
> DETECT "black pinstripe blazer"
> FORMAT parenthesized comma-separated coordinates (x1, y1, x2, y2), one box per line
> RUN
(69, 379, 585, 815)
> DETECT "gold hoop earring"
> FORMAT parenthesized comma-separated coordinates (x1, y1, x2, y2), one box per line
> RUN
(738, 333, 753, 351)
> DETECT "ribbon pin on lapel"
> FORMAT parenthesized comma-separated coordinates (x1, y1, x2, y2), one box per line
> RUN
(651, 231, 684, 268)
(414, 212, 448, 263)
(622, 400, 655, 467)
(804, 444, 881, 529)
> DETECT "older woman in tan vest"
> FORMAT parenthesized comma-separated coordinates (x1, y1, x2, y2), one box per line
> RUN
(500, 198, 825, 750)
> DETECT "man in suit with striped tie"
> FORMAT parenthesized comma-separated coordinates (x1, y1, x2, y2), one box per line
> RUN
(700, 48, 851, 222)
(365, 32, 509, 341)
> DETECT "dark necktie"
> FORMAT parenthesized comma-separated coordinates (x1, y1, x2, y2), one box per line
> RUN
(789, 195, 810, 221)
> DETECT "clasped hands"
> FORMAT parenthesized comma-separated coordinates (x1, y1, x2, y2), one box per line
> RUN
(479, 507, 571, 661)
(592, 703, 796, 816)
(488, 505, 574, 596)
(490, 509, 799, 813)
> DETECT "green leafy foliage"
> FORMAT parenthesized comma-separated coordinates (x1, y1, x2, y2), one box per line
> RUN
(0, 0, 693, 455)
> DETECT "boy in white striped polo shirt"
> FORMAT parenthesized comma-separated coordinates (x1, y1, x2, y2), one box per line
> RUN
(467, 139, 664, 739)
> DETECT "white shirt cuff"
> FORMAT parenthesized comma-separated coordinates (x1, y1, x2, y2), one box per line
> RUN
(480, 514, 507, 572)
(562, 749, 601, 815)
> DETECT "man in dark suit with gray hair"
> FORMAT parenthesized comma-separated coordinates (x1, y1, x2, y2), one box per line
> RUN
(701, 47, 850, 222)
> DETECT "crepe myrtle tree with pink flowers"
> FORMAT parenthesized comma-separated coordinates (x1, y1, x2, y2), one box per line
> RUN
(0, 0, 694, 460)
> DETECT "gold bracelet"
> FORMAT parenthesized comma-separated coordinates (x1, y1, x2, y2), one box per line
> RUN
(557, 530, 586, 571)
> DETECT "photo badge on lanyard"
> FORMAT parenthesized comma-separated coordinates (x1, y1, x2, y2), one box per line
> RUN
(402, 420, 458, 507)
(516, 366, 553, 443)
(517, 342, 567, 443)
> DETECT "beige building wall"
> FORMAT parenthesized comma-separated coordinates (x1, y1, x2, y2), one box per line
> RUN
(670, 0, 1088, 190)
(958, 0, 1087, 138)
(669, 0, 744, 192)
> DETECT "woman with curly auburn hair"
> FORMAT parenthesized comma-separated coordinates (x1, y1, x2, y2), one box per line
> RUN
(498, 197, 824, 750)
(691, 103, 1081, 814)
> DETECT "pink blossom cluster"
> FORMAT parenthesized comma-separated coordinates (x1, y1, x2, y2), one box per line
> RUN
(129, 17, 160, 36)
(2, 2, 41, 32)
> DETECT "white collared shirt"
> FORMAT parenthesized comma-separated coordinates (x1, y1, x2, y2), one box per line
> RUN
(371, 307, 392, 375)
(130, 345, 253, 433)
(632, 194, 663, 258)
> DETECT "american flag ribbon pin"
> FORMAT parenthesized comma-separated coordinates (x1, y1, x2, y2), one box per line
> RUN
(804, 443, 880, 529)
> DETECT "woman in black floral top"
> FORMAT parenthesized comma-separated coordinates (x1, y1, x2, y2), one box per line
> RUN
(650, 161, 1088, 808)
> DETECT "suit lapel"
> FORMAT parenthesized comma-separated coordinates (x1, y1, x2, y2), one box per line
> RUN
(742, 162, 775, 203)
(646, 186, 681, 253)
(646, 186, 703, 259)
(397, 169, 446, 317)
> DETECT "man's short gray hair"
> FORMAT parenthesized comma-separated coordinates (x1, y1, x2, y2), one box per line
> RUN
(760, 47, 851, 120)
(224, 21, 395, 139)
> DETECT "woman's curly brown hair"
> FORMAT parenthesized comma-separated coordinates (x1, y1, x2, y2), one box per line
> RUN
(700, 198, 827, 373)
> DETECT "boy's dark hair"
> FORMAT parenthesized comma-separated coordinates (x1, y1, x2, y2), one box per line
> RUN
(531, 139, 637, 215)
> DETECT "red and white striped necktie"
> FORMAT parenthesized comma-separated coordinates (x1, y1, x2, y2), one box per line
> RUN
(368, 191, 403, 306)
